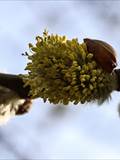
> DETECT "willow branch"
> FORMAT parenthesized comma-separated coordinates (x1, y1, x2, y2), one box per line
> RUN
(0, 69, 119, 103)
(0, 73, 30, 99)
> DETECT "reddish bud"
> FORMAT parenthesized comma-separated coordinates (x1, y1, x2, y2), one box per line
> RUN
(84, 38, 117, 73)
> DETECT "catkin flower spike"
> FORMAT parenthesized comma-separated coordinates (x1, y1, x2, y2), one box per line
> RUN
(23, 30, 118, 105)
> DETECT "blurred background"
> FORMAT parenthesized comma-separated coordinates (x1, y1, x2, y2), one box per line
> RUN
(0, 1, 120, 159)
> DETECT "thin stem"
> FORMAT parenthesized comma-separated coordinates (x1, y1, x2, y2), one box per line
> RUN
(0, 73, 31, 98)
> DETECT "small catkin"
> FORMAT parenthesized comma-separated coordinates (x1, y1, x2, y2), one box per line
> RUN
(22, 30, 116, 105)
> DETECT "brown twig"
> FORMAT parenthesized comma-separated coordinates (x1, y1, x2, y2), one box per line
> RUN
(0, 73, 31, 99)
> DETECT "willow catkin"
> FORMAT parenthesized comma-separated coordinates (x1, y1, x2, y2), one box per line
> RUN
(22, 30, 117, 105)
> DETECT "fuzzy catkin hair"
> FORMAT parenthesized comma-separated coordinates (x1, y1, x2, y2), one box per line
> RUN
(23, 30, 117, 105)
(0, 85, 26, 124)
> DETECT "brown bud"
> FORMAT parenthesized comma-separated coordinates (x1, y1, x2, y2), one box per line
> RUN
(84, 38, 117, 73)
(16, 98, 32, 115)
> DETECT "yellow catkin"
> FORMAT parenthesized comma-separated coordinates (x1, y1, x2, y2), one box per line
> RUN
(22, 30, 116, 105)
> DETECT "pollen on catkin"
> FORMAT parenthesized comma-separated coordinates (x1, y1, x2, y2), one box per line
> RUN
(22, 30, 116, 105)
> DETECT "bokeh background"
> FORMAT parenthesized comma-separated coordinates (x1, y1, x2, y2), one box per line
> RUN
(0, 1, 120, 159)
